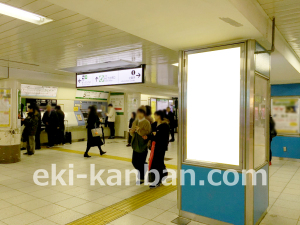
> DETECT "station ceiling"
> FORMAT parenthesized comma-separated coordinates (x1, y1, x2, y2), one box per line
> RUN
(1, 0, 300, 89)
(257, 0, 300, 58)
(0, 0, 178, 96)
(46, 0, 300, 83)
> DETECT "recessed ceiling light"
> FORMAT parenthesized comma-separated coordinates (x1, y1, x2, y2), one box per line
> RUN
(172, 63, 179, 66)
(0, 3, 53, 25)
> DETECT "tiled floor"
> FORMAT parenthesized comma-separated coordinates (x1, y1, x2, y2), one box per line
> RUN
(261, 158, 300, 225)
(0, 137, 299, 225)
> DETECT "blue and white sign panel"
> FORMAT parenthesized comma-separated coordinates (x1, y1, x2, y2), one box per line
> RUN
(76, 67, 144, 88)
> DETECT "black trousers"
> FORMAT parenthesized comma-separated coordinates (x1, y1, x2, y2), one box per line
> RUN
(132, 150, 148, 180)
(170, 127, 175, 140)
(57, 128, 65, 144)
(85, 144, 103, 154)
(108, 122, 115, 137)
(47, 130, 55, 147)
(128, 134, 132, 144)
(35, 131, 41, 149)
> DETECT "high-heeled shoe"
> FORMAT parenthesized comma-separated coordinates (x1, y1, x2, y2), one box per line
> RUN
(100, 151, 106, 156)
(84, 153, 91, 158)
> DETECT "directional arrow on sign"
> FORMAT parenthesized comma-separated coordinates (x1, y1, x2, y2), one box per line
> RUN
(136, 73, 141, 78)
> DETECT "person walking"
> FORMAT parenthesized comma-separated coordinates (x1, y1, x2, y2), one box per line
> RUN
(22, 104, 39, 155)
(106, 104, 116, 139)
(166, 107, 175, 142)
(126, 112, 136, 147)
(270, 115, 277, 166)
(148, 110, 170, 188)
(34, 104, 42, 150)
(84, 106, 106, 157)
(130, 106, 151, 184)
(55, 105, 65, 145)
(42, 105, 59, 148)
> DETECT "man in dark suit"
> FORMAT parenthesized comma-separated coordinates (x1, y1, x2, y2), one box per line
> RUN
(42, 105, 59, 148)
(55, 105, 65, 145)
(166, 107, 175, 142)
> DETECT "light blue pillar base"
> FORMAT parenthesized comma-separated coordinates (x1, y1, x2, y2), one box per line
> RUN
(180, 164, 269, 225)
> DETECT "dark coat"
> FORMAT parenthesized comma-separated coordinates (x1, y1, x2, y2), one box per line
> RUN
(86, 114, 103, 147)
(42, 110, 59, 132)
(150, 121, 170, 151)
(270, 116, 277, 142)
(23, 112, 39, 139)
(56, 110, 65, 130)
(129, 118, 135, 128)
(166, 111, 175, 128)
(36, 111, 42, 133)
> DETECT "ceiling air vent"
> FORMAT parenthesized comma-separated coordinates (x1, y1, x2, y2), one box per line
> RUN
(219, 17, 243, 27)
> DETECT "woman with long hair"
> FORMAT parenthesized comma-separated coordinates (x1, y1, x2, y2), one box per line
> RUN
(148, 110, 169, 188)
(84, 105, 106, 157)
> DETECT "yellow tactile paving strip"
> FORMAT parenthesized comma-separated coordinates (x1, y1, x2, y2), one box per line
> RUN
(51, 147, 178, 225)
(52, 147, 177, 170)
(67, 183, 177, 225)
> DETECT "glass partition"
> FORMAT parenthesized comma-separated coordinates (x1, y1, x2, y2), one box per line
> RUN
(254, 75, 268, 168)
(185, 44, 244, 167)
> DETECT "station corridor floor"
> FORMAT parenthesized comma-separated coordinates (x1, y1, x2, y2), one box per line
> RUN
(0, 137, 300, 225)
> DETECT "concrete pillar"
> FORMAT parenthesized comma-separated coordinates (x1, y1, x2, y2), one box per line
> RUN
(0, 79, 21, 163)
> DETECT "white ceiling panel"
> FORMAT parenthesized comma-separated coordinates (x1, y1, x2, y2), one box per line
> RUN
(257, 0, 300, 57)
(0, 0, 178, 95)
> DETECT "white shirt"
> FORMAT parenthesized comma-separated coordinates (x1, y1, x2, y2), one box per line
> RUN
(107, 107, 116, 122)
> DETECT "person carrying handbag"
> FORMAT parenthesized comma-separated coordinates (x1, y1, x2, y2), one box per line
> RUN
(84, 105, 106, 158)
(147, 110, 170, 188)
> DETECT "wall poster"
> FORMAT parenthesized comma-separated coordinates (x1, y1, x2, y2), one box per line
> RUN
(271, 98, 300, 134)
(156, 99, 169, 111)
(110, 93, 124, 115)
(17, 89, 21, 118)
(0, 88, 11, 127)
(21, 84, 58, 97)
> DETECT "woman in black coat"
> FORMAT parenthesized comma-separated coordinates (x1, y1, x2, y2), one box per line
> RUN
(148, 110, 170, 188)
(84, 106, 106, 158)
(126, 112, 136, 147)
(269, 116, 277, 165)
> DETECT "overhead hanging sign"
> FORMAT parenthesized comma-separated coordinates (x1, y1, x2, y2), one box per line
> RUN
(76, 89, 109, 100)
(76, 67, 144, 88)
(21, 84, 58, 97)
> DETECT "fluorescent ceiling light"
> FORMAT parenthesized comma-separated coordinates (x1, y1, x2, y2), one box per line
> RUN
(172, 63, 179, 66)
(0, 3, 53, 25)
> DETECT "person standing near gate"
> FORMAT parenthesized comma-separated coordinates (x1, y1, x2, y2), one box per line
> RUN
(55, 105, 65, 145)
(34, 104, 42, 150)
(106, 104, 116, 139)
(166, 107, 175, 142)
(22, 104, 39, 155)
(42, 105, 59, 148)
